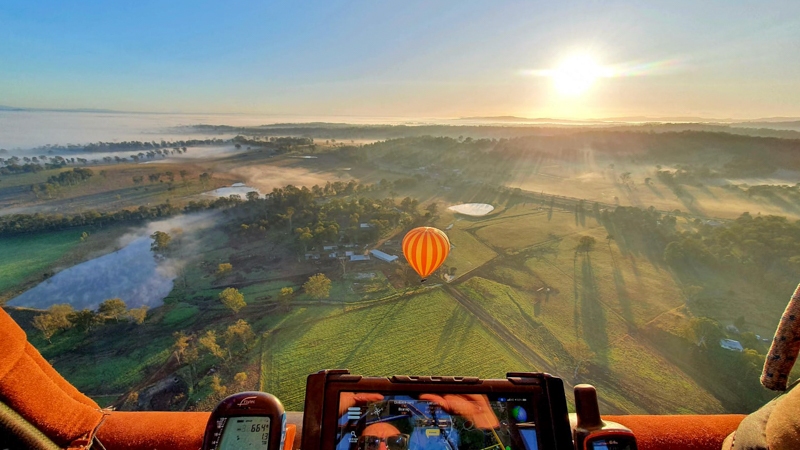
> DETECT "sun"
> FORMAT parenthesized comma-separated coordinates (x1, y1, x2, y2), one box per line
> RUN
(551, 55, 605, 96)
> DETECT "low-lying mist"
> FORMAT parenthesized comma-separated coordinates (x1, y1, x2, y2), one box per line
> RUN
(7, 212, 220, 311)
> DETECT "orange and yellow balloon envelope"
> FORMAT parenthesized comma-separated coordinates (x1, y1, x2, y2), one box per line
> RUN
(402, 227, 450, 282)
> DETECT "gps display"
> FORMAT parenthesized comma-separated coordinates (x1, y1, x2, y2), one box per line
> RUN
(335, 393, 539, 450)
(218, 416, 271, 450)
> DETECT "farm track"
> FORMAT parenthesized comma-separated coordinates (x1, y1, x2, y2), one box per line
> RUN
(441, 284, 619, 412)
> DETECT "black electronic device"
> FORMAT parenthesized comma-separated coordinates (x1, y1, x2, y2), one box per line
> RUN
(301, 369, 573, 450)
(202, 391, 287, 450)
(571, 385, 637, 450)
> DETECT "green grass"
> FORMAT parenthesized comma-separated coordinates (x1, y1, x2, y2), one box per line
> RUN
(438, 225, 497, 279)
(161, 302, 200, 327)
(0, 230, 84, 299)
(260, 289, 529, 410)
(457, 277, 567, 368)
(473, 210, 579, 252)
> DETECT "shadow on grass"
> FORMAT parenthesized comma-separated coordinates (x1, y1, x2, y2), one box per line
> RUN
(436, 307, 477, 366)
(341, 301, 404, 367)
(612, 263, 635, 328)
(579, 255, 609, 364)
(645, 183, 664, 199)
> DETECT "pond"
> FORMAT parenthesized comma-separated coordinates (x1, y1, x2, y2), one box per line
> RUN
(204, 182, 262, 198)
(7, 213, 216, 311)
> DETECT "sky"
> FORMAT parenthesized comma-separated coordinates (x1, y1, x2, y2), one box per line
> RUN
(1, 0, 800, 120)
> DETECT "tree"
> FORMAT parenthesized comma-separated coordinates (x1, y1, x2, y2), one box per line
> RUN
(224, 319, 255, 358)
(283, 207, 295, 232)
(32, 314, 60, 343)
(576, 236, 596, 254)
(278, 287, 294, 311)
(173, 331, 192, 365)
(128, 306, 149, 324)
(234, 372, 248, 389)
(199, 330, 226, 359)
(216, 263, 233, 277)
(684, 317, 724, 348)
(199, 172, 211, 188)
(48, 304, 75, 330)
(219, 287, 246, 314)
(68, 309, 101, 333)
(210, 374, 227, 397)
(98, 298, 127, 321)
(425, 202, 439, 218)
(304, 273, 332, 301)
(150, 231, 171, 252)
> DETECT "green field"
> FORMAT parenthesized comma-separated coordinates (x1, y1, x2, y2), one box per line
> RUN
(0, 230, 84, 299)
(259, 290, 528, 410)
(4, 135, 791, 415)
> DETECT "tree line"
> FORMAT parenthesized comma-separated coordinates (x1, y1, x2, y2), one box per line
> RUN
(32, 299, 148, 343)
(0, 196, 242, 236)
(31, 167, 95, 199)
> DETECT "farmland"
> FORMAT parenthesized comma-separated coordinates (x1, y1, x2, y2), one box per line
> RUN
(4, 127, 800, 415)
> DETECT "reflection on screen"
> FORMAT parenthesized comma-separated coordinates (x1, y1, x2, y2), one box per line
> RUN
(518, 427, 539, 450)
(336, 393, 538, 450)
(219, 416, 270, 450)
(589, 438, 636, 450)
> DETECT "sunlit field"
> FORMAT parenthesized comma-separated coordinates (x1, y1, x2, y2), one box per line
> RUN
(3, 124, 798, 415)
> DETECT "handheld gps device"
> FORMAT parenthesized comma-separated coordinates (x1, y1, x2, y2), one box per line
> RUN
(572, 385, 637, 450)
(301, 369, 573, 450)
(202, 391, 287, 450)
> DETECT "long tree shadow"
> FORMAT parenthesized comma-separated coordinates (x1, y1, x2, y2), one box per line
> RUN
(671, 186, 706, 216)
(341, 301, 405, 367)
(436, 308, 477, 366)
(611, 263, 635, 328)
(645, 183, 665, 199)
(758, 193, 800, 216)
(579, 255, 609, 364)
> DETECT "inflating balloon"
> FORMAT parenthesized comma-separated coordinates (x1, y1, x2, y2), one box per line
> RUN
(402, 227, 450, 282)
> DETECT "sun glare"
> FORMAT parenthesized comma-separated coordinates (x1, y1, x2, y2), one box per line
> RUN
(551, 55, 608, 96)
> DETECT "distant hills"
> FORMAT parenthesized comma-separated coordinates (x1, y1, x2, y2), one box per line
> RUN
(0, 105, 120, 113)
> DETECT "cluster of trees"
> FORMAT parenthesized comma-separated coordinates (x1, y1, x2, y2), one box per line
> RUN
(0, 160, 66, 175)
(171, 319, 256, 395)
(0, 195, 243, 236)
(678, 316, 770, 408)
(600, 205, 800, 305)
(231, 181, 422, 249)
(723, 183, 800, 204)
(664, 213, 800, 296)
(655, 167, 712, 188)
(31, 299, 148, 343)
(30, 168, 94, 198)
(28, 138, 223, 154)
(599, 206, 679, 260)
(232, 135, 314, 154)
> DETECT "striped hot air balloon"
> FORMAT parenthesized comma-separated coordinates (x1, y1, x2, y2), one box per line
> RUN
(402, 227, 451, 282)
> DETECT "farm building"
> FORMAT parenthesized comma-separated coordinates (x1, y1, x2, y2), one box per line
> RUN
(370, 249, 398, 263)
(719, 339, 744, 352)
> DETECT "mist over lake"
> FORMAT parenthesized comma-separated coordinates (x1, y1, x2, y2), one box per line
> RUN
(6, 212, 219, 311)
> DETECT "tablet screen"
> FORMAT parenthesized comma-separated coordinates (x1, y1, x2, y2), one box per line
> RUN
(335, 393, 540, 450)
